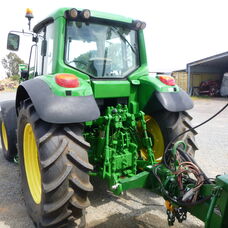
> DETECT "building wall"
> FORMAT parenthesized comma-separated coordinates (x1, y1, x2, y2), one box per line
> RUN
(172, 71, 221, 93)
(172, 71, 188, 91)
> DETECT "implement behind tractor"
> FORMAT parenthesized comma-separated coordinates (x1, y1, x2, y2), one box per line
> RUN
(0, 7, 227, 228)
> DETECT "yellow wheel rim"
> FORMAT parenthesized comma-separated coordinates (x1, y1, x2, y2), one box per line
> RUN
(23, 123, 41, 204)
(140, 115, 165, 162)
(1, 122, 8, 151)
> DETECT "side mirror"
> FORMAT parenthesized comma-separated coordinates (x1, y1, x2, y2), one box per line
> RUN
(7, 33, 20, 51)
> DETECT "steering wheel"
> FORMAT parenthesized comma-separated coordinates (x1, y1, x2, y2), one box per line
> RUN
(69, 60, 88, 66)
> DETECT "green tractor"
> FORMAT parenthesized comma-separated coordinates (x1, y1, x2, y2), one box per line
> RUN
(0, 8, 227, 228)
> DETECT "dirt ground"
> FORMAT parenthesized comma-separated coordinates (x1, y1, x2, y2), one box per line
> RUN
(0, 79, 18, 92)
(0, 93, 227, 228)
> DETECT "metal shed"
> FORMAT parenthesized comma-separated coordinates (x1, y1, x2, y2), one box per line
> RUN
(172, 70, 188, 92)
(186, 51, 228, 94)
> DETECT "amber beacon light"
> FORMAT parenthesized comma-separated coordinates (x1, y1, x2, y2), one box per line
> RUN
(25, 8, 34, 30)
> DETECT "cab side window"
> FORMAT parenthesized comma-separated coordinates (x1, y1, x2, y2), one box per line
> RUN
(43, 23, 54, 75)
(36, 30, 44, 75)
(36, 23, 54, 75)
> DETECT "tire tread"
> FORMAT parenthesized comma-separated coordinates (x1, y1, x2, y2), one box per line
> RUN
(17, 101, 93, 227)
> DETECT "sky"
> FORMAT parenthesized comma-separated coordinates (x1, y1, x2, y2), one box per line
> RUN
(1, 0, 228, 78)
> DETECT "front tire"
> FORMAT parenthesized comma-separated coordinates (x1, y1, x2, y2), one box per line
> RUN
(17, 99, 93, 227)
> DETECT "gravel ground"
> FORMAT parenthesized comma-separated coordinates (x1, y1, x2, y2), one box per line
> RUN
(0, 92, 227, 228)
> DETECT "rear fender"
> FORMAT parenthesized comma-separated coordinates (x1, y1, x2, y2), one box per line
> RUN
(16, 78, 100, 124)
(138, 76, 193, 113)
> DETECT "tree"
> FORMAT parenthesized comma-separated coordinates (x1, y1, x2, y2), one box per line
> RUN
(1, 52, 25, 77)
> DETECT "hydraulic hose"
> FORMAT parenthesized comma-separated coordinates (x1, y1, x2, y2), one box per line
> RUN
(177, 147, 212, 184)
(163, 102, 228, 170)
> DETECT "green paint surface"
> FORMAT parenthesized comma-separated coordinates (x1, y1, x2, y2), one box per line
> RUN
(92, 80, 130, 98)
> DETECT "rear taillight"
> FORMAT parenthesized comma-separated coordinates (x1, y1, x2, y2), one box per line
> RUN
(158, 75, 175, 86)
(55, 73, 80, 88)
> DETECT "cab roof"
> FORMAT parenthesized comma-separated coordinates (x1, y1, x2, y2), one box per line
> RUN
(33, 7, 134, 33)
(51, 7, 133, 23)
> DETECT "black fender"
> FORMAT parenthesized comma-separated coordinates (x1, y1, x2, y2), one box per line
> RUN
(144, 89, 193, 113)
(16, 78, 100, 124)
(155, 89, 193, 112)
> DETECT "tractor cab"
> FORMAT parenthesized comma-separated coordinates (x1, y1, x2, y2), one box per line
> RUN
(65, 20, 139, 78)
(7, 8, 147, 82)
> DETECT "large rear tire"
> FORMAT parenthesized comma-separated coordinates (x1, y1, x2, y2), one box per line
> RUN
(143, 110, 198, 161)
(17, 99, 93, 227)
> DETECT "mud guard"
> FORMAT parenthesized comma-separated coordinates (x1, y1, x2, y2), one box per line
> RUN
(155, 89, 193, 112)
(143, 89, 193, 114)
(16, 79, 100, 124)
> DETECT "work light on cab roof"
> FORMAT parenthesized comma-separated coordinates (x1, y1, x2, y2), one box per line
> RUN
(66, 8, 145, 30)
(65, 8, 91, 20)
(133, 20, 146, 30)
(81, 9, 91, 19)
(68, 8, 78, 19)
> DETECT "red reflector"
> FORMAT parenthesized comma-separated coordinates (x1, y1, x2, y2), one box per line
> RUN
(55, 73, 80, 88)
(159, 75, 175, 86)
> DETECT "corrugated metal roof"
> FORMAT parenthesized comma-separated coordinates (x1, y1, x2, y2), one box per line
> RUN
(187, 51, 228, 68)
(172, 69, 186, 73)
(186, 51, 228, 93)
